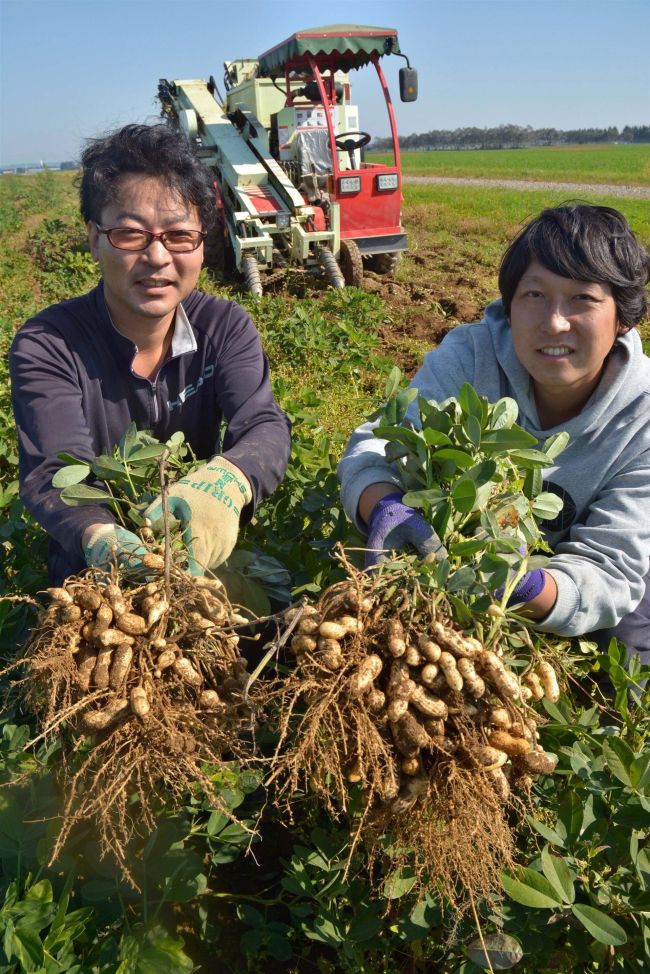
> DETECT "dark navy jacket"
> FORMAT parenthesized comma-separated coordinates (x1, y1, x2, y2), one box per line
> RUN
(10, 283, 291, 583)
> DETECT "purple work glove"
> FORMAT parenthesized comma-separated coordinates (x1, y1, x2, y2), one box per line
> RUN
(503, 569, 546, 607)
(495, 544, 546, 606)
(365, 492, 446, 570)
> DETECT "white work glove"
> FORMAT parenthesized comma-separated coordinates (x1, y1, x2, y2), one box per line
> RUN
(145, 457, 252, 575)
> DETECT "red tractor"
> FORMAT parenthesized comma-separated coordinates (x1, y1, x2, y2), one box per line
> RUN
(159, 24, 417, 293)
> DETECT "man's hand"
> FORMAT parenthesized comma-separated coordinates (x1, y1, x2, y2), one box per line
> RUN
(84, 524, 147, 574)
(145, 457, 252, 575)
(365, 491, 446, 570)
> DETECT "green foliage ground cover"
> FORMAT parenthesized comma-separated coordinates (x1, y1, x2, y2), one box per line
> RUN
(371, 144, 650, 186)
(0, 172, 648, 973)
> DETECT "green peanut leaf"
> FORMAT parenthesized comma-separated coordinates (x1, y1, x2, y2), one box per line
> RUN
(541, 846, 575, 904)
(431, 448, 475, 470)
(501, 867, 564, 908)
(418, 399, 452, 433)
(467, 933, 523, 971)
(383, 868, 416, 899)
(531, 492, 564, 520)
(450, 537, 486, 556)
(543, 430, 570, 459)
(52, 463, 91, 487)
(91, 456, 130, 481)
(383, 387, 418, 424)
(56, 451, 88, 465)
(524, 466, 544, 500)
(481, 428, 538, 451)
(508, 448, 554, 467)
(118, 421, 139, 458)
(463, 413, 482, 447)
(571, 904, 627, 945)
(128, 443, 168, 461)
(490, 396, 519, 429)
(465, 458, 498, 485)
(630, 751, 650, 789)
(402, 487, 446, 509)
(446, 565, 477, 593)
(602, 737, 636, 787)
(384, 365, 402, 399)
(59, 484, 117, 505)
(451, 477, 478, 513)
(422, 428, 452, 448)
(458, 382, 484, 421)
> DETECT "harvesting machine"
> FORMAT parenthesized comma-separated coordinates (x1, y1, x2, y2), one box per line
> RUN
(157, 23, 417, 294)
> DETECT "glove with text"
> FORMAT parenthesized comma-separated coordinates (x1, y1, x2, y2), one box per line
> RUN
(365, 491, 446, 570)
(145, 457, 252, 575)
(84, 524, 148, 574)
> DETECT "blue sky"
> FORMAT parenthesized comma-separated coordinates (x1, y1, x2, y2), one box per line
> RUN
(1, 0, 648, 165)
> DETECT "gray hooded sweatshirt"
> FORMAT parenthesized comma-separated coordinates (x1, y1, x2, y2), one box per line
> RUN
(338, 300, 650, 637)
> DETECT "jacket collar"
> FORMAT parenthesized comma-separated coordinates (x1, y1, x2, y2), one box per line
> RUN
(95, 281, 198, 364)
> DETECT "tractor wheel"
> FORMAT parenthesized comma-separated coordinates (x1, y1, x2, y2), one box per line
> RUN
(367, 251, 402, 276)
(340, 239, 364, 288)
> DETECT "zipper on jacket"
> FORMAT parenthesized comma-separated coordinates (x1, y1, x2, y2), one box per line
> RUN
(150, 379, 159, 424)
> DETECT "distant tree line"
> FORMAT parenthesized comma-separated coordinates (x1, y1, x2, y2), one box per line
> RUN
(372, 124, 650, 151)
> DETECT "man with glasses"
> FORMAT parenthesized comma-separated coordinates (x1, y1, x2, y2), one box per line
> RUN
(10, 123, 291, 583)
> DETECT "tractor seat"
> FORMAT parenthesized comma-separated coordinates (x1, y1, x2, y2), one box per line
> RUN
(295, 127, 332, 191)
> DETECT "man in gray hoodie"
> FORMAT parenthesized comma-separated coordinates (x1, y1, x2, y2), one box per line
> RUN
(338, 203, 650, 657)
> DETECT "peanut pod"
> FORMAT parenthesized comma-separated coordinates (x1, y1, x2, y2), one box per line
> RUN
(536, 661, 560, 702)
(173, 657, 202, 687)
(391, 711, 430, 753)
(438, 652, 463, 692)
(46, 587, 73, 605)
(488, 730, 531, 758)
(81, 698, 129, 733)
(76, 646, 98, 692)
(130, 686, 150, 718)
(291, 634, 318, 655)
(456, 658, 485, 698)
(417, 635, 442, 663)
(348, 654, 382, 697)
(199, 689, 223, 710)
(472, 745, 508, 771)
(116, 612, 147, 636)
(92, 648, 113, 690)
(409, 685, 448, 719)
(109, 643, 133, 690)
(73, 588, 102, 611)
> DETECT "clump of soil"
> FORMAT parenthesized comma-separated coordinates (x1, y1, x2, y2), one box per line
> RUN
(11, 566, 258, 878)
(268, 566, 560, 905)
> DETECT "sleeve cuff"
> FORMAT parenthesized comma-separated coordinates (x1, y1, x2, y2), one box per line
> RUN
(529, 568, 581, 635)
(339, 466, 404, 534)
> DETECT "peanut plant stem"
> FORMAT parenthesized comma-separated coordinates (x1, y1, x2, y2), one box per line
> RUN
(158, 449, 171, 599)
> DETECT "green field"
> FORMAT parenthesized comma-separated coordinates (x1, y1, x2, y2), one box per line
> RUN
(371, 143, 650, 186)
(0, 172, 649, 974)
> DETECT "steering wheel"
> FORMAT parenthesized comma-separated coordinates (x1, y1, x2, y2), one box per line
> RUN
(335, 131, 371, 169)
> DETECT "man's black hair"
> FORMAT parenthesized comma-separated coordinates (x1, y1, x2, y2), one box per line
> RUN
(499, 202, 649, 329)
(79, 123, 216, 230)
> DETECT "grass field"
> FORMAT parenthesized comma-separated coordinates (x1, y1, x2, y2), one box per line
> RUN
(371, 143, 650, 185)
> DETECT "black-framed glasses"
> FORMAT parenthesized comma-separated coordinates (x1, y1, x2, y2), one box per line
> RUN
(95, 223, 206, 253)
